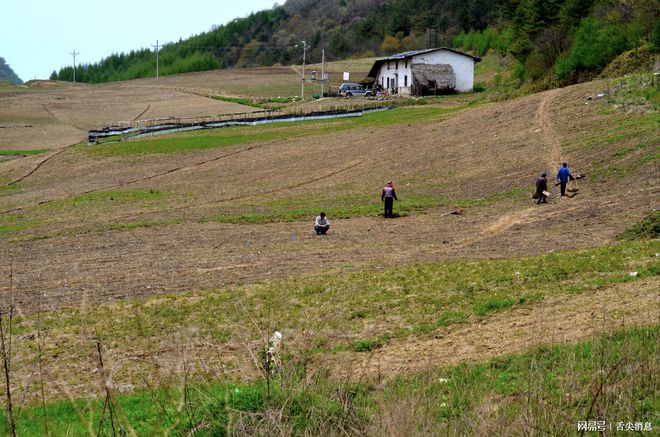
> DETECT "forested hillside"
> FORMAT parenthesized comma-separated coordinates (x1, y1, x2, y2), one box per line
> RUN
(50, 0, 659, 87)
(0, 57, 22, 84)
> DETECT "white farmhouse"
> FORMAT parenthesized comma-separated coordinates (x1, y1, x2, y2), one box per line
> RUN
(366, 47, 481, 95)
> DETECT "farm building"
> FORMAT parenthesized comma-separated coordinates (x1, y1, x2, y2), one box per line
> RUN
(365, 47, 481, 95)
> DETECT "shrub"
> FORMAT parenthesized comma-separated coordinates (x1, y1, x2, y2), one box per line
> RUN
(353, 339, 382, 352)
(650, 21, 660, 53)
(556, 18, 644, 80)
(617, 211, 660, 241)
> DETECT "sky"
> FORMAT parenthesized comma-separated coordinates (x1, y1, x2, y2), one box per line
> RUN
(1, 0, 280, 81)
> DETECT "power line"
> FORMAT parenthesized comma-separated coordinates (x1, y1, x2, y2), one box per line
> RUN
(151, 40, 160, 78)
(299, 40, 308, 99)
(69, 49, 79, 83)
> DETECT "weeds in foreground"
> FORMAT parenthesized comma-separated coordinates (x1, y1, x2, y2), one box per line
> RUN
(1, 325, 656, 436)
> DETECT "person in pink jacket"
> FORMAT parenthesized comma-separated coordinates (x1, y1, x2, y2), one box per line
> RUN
(381, 181, 398, 218)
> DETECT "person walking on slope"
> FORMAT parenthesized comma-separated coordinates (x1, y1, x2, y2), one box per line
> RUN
(535, 172, 548, 204)
(381, 181, 398, 218)
(314, 212, 330, 235)
(556, 162, 574, 197)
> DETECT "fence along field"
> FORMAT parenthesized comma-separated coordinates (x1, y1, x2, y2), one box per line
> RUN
(0, 65, 658, 434)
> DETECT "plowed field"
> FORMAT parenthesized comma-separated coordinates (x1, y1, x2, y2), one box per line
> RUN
(0, 72, 657, 400)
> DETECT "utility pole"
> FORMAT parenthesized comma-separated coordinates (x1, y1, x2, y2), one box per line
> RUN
(320, 48, 325, 98)
(69, 49, 79, 83)
(300, 40, 308, 100)
(152, 40, 160, 78)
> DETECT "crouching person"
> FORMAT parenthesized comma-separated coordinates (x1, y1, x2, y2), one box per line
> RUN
(314, 212, 330, 235)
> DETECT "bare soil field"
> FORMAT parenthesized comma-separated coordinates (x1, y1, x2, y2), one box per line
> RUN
(0, 81, 258, 147)
(2, 80, 657, 310)
(0, 73, 657, 400)
(131, 58, 375, 99)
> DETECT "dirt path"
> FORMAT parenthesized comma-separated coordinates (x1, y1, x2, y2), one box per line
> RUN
(133, 104, 151, 121)
(455, 88, 568, 249)
(1, 101, 87, 188)
(537, 88, 563, 174)
(330, 277, 660, 380)
(2, 143, 82, 189)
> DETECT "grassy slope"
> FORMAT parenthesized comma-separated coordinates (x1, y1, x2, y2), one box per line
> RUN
(0, 65, 657, 434)
(3, 326, 657, 435)
(9, 239, 658, 354)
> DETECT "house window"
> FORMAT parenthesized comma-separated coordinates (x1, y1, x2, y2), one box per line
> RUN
(404, 75, 408, 87)
(387, 62, 390, 70)
(396, 61, 398, 69)
(381, 77, 384, 86)
(405, 59, 408, 68)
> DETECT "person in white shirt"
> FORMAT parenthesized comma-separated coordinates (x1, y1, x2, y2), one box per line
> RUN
(314, 212, 330, 235)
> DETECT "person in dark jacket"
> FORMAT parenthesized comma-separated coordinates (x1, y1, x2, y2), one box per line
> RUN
(535, 172, 548, 204)
(556, 162, 574, 197)
(381, 181, 398, 218)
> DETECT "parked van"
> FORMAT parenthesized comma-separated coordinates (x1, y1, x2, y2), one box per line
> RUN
(338, 83, 373, 97)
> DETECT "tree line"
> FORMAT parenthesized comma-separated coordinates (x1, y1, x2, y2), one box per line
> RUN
(50, 0, 659, 86)
(0, 57, 22, 84)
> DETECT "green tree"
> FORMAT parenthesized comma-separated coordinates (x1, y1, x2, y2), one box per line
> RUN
(0, 57, 22, 84)
(555, 17, 635, 79)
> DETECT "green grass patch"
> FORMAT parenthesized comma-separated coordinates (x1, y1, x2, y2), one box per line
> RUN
(0, 212, 45, 234)
(204, 193, 441, 224)
(0, 183, 19, 193)
(589, 150, 660, 181)
(353, 338, 383, 352)
(58, 188, 165, 206)
(212, 95, 301, 109)
(0, 189, 168, 237)
(451, 187, 528, 208)
(212, 95, 260, 107)
(617, 211, 660, 241)
(0, 221, 41, 234)
(414, 311, 467, 334)
(473, 297, 516, 316)
(569, 113, 658, 152)
(86, 105, 466, 156)
(199, 181, 525, 227)
(95, 219, 182, 233)
(610, 143, 649, 158)
(436, 311, 467, 327)
(86, 130, 285, 156)
(0, 149, 49, 156)
(608, 73, 659, 110)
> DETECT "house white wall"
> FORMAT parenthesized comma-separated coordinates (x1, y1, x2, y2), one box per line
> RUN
(375, 49, 476, 94)
(377, 58, 413, 95)
(413, 50, 475, 92)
